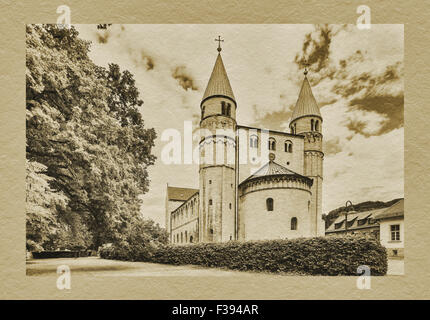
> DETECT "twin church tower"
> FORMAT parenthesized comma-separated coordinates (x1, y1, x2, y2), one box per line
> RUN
(165, 38, 324, 244)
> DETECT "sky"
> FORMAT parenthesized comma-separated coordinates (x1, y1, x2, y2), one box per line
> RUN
(75, 24, 404, 227)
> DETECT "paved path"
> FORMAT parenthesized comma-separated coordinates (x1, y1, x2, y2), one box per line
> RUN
(26, 257, 256, 278)
(27, 257, 404, 277)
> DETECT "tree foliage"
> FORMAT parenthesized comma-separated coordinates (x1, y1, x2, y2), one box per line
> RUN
(26, 25, 157, 250)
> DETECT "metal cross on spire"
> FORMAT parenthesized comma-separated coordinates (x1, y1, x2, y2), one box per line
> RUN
(303, 59, 310, 76)
(215, 35, 224, 52)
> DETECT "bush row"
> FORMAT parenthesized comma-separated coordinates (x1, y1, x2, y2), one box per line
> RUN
(100, 235, 387, 276)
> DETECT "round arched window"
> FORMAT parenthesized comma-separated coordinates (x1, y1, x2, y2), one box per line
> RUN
(291, 217, 298, 230)
(266, 198, 274, 211)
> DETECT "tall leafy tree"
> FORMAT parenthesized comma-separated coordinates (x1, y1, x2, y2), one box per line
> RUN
(26, 25, 157, 249)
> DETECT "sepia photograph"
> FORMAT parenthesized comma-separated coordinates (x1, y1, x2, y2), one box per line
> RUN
(25, 23, 404, 280)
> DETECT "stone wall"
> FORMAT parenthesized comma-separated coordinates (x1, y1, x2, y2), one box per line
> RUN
(238, 177, 312, 240)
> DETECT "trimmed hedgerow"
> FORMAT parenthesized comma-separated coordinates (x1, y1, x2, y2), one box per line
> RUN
(100, 235, 387, 276)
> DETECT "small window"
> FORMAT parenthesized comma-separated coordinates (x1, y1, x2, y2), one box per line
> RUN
(315, 120, 319, 131)
(231, 183, 233, 188)
(185, 231, 188, 243)
(390, 224, 400, 241)
(221, 101, 227, 115)
(284, 140, 293, 153)
(209, 199, 213, 205)
(210, 228, 214, 234)
(180, 232, 183, 243)
(250, 135, 258, 148)
(229, 203, 232, 209)
(291, 217, 298, 230)
(266, 198, 274, 211)
(209, 180, 212, 184)
(268, 138, 276, 151)
(311, 119, 314, 131)
(227, 103, 231, 116)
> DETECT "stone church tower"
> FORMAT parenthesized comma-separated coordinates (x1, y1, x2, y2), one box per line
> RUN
(289, 69, 325, 236)
(166, 41, 325, 244)
(198, 46, 237, 242)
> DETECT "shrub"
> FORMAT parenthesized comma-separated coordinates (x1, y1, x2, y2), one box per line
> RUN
(100, 235, 387, 276)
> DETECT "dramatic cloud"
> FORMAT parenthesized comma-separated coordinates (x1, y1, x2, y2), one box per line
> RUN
(171, 66, 199, 91)
(294, 24, 403, 139)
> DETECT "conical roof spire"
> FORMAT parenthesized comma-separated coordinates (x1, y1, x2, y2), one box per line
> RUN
(202, 53, 235, 104)
(291, 75, 321, 122)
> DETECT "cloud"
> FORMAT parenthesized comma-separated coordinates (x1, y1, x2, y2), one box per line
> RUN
(294, 25, 403, 138)
(251, 104, 293, 131)
(334, 60, 404, 136)
(171, 66, 198, 91)
(324, 137, 343, 156)
(140, 52, 155, 71)
(96, 30, 110, 44)
(294, 24, 348, 84)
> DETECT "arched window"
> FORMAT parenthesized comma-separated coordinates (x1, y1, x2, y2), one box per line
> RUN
(315, 120, 319, 131)
(268, 138, 276, 151)
(221, 101, 230, 116)
(190, 235, 193, 243)
(266, 198, 274, 211)
(311, 119, 314, 131)
(177, 234, 179, 243)
(181, 232, 183, 243)
(185, 231, 188, 243)
(291, 217, 298, 230)
(209, 199, 212, 205)
(250, 135, 258, 148)
(285, 140, 293, 153)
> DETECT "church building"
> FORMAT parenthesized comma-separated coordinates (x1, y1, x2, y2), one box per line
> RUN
(165, 40, 325, 244)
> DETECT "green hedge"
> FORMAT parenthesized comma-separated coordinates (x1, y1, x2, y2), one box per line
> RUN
(100, 236, 387, 276)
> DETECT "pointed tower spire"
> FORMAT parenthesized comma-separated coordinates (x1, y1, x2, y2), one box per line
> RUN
(201, 40, 235, 105)
(290, 72, 321, 122)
